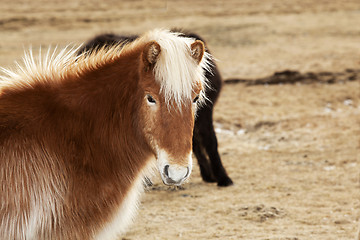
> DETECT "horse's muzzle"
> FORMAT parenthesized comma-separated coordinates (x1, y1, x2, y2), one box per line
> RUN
(162, 164, 190, 186)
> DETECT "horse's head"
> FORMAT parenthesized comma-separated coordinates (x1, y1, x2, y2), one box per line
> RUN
(137, 31, 208, 186)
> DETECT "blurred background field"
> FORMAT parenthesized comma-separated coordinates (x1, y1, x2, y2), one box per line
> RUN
(1, 0, 359, 239)
(1, 0, 360, 78)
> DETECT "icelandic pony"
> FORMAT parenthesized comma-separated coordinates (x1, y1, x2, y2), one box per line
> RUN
(78, 30, 233, 187)
(0, 29, 209, 240)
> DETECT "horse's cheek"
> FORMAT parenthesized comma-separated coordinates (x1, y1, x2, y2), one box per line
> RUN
(140, 106, 158, 150)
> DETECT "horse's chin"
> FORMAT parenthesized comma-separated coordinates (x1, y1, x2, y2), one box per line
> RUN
(160, 178, 183, 186)
(160, 171, 189, 186)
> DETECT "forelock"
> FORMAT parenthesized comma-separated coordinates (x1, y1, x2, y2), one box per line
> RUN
(141, 29, 211, 108)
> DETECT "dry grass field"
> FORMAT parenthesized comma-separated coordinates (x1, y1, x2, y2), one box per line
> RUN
(1, 0, 359, 239)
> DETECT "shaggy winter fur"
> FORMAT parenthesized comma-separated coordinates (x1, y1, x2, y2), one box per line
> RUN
(0, 29, 208, 239)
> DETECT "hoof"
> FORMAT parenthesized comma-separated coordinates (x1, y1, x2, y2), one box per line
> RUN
(217, 176, 233, 187)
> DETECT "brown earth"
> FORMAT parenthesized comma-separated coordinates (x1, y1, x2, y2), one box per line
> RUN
(0, 0, 359, 239)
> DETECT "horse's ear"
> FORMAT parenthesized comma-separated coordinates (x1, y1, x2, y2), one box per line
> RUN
(143, 41, 161, 69)
(190, 40, 205, 64)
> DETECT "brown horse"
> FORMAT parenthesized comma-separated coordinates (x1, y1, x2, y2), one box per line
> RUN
(0, 29, 209, 239)
(78, 30, 233, 187)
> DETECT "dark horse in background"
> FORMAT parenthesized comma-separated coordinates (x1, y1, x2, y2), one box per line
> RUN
(78, 30, 233, 187)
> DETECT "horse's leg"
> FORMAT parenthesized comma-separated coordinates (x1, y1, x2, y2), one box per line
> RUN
(192, 131, 216, 183)
(196, 109, 233, 187)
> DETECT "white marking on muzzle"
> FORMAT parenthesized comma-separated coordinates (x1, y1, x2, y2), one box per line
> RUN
(157, 150, 192, 186)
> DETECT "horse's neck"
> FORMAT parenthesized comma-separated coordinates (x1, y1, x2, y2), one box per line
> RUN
(53, 52, 151, 180)
(59, 55, 139, 115)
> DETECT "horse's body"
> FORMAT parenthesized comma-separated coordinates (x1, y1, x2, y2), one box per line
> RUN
(0, 29, 208, 239)
(79, 30, 233, 186)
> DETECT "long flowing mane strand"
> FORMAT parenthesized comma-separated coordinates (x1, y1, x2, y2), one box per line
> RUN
(140, 29, 212, 108)
(0, 46, 78, 91)
(0, 42, 134, 92)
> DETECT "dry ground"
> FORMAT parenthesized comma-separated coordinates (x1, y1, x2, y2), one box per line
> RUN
(0, 0, 359, 239)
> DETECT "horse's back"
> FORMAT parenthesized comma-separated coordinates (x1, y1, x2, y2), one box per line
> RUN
(78, 33, 138, 55)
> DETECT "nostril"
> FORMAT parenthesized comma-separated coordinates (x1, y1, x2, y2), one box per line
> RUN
(184, 166, 190, 178)
(164, 165, 170, 178)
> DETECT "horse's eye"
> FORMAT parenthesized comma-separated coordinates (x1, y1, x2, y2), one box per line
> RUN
(146, 95, 156, 104)
(193, 95, 199, 103)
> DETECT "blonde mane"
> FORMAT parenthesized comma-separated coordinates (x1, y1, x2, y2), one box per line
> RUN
(143, 29, 212, 107)
(0, 44, 127, 91)
(0, 29, 212, 108)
